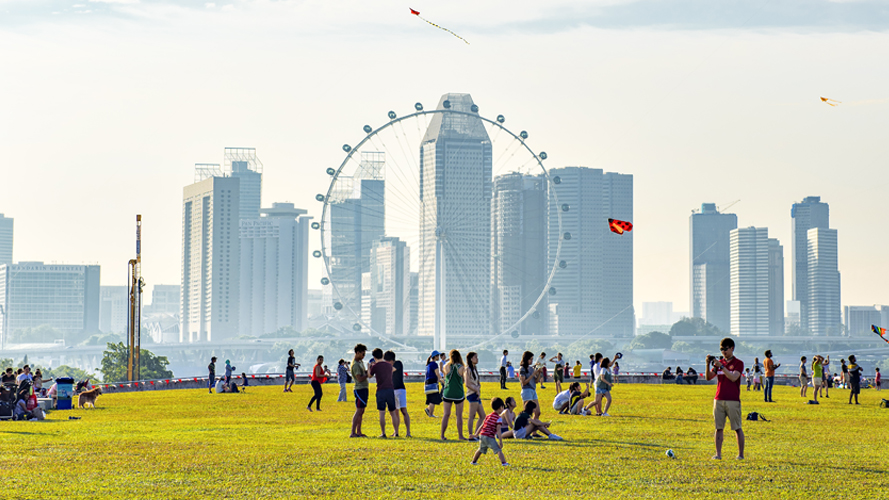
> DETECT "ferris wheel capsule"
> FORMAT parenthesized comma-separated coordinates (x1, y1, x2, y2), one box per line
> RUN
(388, 111, 397, 119)
(415, 103, 423, 111)
(320, 277, 329, 285)
(326, 168, 336, 176)
(470, 104, 479, 113)
(559, 260, 567, 269)
(520, 131, 528, 140)
(311, 222, 320, 230)
(552, 175, 561, 184)
(315, 194, 325, 202)
(442, 100, 451, 109)
(312, 250, 321, 258)
(497, 115, 505, 123)
(549, 287, 557, 296)
(539, 152, 547, 160)
(333, 302, 343, 310)
(353, 323, 362, 331)
(342, 144, 351, 152)
(363, 125, 372, 134)
(561, 204, 570, 212)
(563, 232, 572, 240)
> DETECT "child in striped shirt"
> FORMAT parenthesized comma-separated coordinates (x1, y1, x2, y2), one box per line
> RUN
(470, 398, 508, 466)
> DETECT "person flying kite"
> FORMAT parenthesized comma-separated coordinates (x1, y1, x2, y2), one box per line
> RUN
(410, 8, 470, 45)
(873, 325, 889, 344)
(608, 218, 633, 235)
(820, 96, 841, 107)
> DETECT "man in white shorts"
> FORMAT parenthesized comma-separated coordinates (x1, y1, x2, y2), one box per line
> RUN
(387, 351, 411, 438)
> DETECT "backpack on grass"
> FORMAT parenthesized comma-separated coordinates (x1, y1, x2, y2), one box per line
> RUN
(746, 412, 770, 422)
(880, 399, 889, 409)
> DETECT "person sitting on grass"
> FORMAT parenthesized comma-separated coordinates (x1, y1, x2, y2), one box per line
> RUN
(214, 377, 226, 394)
(706, 338, 745, 460)
(512, 401, 563, 441)
(499, 397, 517, 438)
(470, 397, 509, 467)
(240, 372, 249, 390)
(553, 382, 590, 414)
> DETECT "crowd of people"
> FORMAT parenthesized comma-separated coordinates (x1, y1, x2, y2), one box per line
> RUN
(1, 364, 56, 420)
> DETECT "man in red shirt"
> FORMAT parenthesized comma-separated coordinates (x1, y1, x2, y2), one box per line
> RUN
(705, 337, 745, 460)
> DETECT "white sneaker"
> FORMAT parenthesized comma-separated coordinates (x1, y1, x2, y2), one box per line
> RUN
(548, 434, 564, 441)
(602, 413, 611, 417)
(502, 462, 510, 467)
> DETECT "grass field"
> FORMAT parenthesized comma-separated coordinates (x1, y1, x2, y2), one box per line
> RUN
(3, 380, 888, 499)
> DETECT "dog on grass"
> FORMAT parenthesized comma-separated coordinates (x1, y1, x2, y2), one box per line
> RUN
(78, 387, 102, 409)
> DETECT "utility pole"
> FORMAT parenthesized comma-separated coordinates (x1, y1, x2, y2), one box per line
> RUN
(127, 215, 144, 382)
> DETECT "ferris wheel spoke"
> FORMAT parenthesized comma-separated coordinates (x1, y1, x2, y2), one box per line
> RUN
(367, 132, 422, 208)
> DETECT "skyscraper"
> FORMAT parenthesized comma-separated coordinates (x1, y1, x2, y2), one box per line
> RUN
(546, 167, 634, 337)
(690, 203, 738, 334)
(791, 196, 829, 330)
(226, 147, 263, 221)
(730, 227, 770, 336)
(419, 93, 492, 349)
(807, 227, 841, 335)
(239, 203, 311, 336)
(181, 175, 240, 342)
(768, 238, 785, 336)
(0, 262, 100, 345)
(844, 305, 889, 337)
(0, 214, 12, 267)
(490, 172, 547, 336)
(363, 237, 411, 336)
(329, 152, 385, 315)
(99, 286, 129, 334)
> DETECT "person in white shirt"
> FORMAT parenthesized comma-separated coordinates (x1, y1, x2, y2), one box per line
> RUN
(500, 350, 509, 390)
(16, 365, 34, 384)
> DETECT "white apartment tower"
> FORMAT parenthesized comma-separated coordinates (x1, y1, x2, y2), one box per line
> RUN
(181, 175, 240, 342)
(807, 227, 841, 335)
(239, 203, 311, 337)
(0, 214, 12, 267)
(419, 93, 492, 350)
(547, 167, 634, 337)
(730, 227, 770, 336)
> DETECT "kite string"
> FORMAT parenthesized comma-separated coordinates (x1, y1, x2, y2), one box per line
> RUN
(418, 15, 470, 45)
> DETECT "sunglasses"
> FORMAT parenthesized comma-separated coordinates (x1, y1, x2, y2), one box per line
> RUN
(719, 347, 732, 352)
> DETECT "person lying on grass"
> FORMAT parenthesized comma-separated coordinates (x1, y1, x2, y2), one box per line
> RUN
(511, 401, 563, 441)
(470, 397, 509, 467)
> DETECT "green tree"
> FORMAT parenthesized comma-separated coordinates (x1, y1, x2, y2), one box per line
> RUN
(38, 365, 100, 382)
(564, 339, 615, 364)
(669, 317, 724, 337)
(100, 342, 173, 382)
(628, 331, 672, 350)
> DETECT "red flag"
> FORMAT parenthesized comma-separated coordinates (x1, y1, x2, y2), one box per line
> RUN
(608, 218, 633, 235)
(410, 8, 420, 15)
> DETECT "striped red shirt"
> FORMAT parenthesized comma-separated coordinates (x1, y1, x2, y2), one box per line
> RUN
(479, 412, 502, 438)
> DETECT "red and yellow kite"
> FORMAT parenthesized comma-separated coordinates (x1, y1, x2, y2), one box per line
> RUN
(608, 218, 633, 235)
(410, 8, 470, 45)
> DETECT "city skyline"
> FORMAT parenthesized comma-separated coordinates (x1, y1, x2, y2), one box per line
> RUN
(2, 1, 888, 317)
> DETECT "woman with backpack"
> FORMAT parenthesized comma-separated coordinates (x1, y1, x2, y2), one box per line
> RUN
(440, 350, 467, 441)
(424, 351, 442, 418)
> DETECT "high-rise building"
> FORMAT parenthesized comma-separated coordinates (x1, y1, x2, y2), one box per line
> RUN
(0, 214, 12, 267)
(491, 172, 547, 336)
(730, 227, 770, 336)
(791, 196, 830, 331)
(640, 302, 674, 327)
(419, 94, 492, 349)
(0, 262, 100, 345)
(99, 286, 129, 334)
(181, 175, 240, 342)
(409, 272, 418, 336)
(767, 239, 784, 336)
(844, 305, 889, 337)
(362, 237, 410, 336)
(239, 203, 311, 336)
(807, 227, 841, 335)
(146, 285, 180, 316)
(690, 203, 738, 334)
(329, 153, 385, 315)
(226, 148, 263, 221)
(547, 167, 634, 337)
(785, 300, 801, 334)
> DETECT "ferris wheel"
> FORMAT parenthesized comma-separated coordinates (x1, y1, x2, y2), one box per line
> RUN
(313, 94, 564, 351)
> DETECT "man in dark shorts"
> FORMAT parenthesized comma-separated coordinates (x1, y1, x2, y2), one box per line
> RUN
(847, 355, 863, 405)
(500, 350, 509, 390)
(705, 338, 745, 460)
(369, 348, 399, 438)
(350, 344, 369, 438)
(284, 349, 300, 393)
(207, 357, 217, 394)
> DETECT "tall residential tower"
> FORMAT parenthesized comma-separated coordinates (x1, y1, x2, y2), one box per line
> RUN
(0, 214, 12, 267)
(690, 203, 737, 334)
(791, 196, 830, 332)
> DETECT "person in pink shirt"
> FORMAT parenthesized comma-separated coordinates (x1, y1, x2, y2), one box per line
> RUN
(706, 338, 745, 460)
(875, 367, 881, 391)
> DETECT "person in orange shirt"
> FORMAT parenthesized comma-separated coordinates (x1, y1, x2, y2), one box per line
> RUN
(763, 350, 781, 403)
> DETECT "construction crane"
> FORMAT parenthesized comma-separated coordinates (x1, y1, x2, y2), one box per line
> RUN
(127, 215, 145, 382)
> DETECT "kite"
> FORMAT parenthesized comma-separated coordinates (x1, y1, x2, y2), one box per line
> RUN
(608, 218, 633, 235)
(820, 96, 841, 107)
(873, 325, 889, 344)
(410, 8, 469, 45)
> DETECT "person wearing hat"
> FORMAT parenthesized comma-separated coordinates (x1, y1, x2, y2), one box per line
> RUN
(425, 350, 443, 418)
(208, 357, 217, 394)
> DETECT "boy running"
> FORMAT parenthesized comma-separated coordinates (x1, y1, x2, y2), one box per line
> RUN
(706, 338, 745, 460)
(470, 398, 509, 467)
(350, 344, 369, 438)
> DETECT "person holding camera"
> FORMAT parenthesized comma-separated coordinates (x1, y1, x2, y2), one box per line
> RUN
(519, 351, 541, 420)
(763, 350, 780, 403)
(705, 338, 745, 460)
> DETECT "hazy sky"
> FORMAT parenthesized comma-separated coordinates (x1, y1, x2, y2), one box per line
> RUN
(1, 0, 887, 314)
